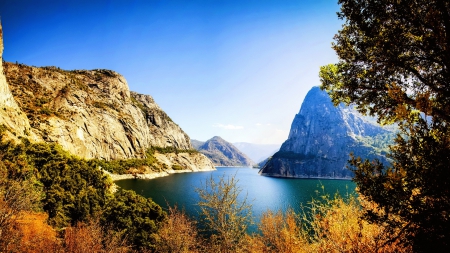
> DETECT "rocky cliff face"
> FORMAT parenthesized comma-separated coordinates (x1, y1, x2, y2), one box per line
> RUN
(0, 22, 34, 140)
(0, 22, 214, 172)
(198, 136, 254, 166)
(4, 63, 195, 160)
(259, 87, 394, 179)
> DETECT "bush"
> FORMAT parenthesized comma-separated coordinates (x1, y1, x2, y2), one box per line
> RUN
(101, 189, 166, 250)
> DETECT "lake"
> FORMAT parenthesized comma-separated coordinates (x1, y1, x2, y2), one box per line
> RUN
(115, 167, 356, 229)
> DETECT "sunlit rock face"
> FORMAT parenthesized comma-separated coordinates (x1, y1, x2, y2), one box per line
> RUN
(259, 87, 394, 179)
(0, 21, 214, 172)
(0, 22, 34, 140)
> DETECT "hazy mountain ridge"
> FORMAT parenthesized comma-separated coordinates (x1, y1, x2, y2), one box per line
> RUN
(232, 142, 279, 163)
(191, 139, 205, 150)
(259, 87, 394, 179)
(197, 136, 254, 166)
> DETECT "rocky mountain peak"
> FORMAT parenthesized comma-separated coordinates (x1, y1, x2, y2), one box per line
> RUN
(260, 87, 394, 179)
(197, 136, 254, 166)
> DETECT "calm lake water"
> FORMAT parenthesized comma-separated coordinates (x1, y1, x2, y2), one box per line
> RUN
(115, 167, 356, 228)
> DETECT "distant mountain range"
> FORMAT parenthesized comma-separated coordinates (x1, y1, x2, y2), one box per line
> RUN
(232, 142, 279, 163)
(193, 136, 254, 166)
(259, 87, 395, 179)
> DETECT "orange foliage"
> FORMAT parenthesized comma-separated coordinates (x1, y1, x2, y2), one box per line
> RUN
(154, 205, 200, 253)
(244, 195, 410, 253)
(64, 220, 129, 253)
(15, 211, 61, 253)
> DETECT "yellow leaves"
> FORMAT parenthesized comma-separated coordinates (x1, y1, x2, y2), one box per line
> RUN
(254, 209, 308, 253)
(319, 64, 344, 90)
(242, 195, 410, 253)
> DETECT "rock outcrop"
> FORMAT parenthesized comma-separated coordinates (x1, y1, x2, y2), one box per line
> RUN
(259, 87, 394, 179)
(0, 22, 214, 173)
(4, 63, 194, 160)
(197, 136, 254, 166)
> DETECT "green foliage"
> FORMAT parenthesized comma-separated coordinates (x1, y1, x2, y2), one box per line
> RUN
(101, 189, 166, 250)
(39, 107, 52, 116)
(320, 0, 450, 251)
(171, 164, 184, 171)
(0, 154, 43, 251)
(92, 101, 109, 110)
(151, 146, 198, 155)
(355, 132, 396, 155)
(90, 146, 197, 175)
(91, 148, 157, 174)
(0, 140, 111, 227)
(130, 96, 147, 115)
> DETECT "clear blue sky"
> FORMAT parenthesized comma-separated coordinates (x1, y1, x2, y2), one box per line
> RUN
(0, 0, 341, 145)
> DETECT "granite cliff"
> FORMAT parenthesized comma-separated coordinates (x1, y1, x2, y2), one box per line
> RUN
(0, 24, 214, 173)
(259, 87, 394, 179)
(0, 23, 34, 141)
(197, 136, 254, 166)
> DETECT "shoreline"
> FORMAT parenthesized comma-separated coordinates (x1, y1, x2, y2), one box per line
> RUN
(103, 168, 216, 182)
(259, 173, 353, 180)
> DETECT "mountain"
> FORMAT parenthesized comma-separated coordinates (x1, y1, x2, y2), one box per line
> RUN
(232, 142, 279, 163)
(259, 87, 395, 179)
(0, 25, 214, 173)
(198, 136, 254, 166)
(191, 139, 205, 150)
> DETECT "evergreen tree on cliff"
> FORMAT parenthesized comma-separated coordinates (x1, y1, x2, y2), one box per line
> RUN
(319, 0, 450, 252)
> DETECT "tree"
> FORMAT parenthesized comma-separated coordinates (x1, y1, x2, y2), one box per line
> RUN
(319, 0, 450, 252)
(101, 189, 166, 251)
(196, 173, 253, 253)
(154, 205, 200, 253)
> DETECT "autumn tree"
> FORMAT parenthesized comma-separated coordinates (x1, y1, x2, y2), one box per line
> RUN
(319, 0, 450, 252)
(0, 142, 42, 251)
(154, 205, 200, 253)
(196, 174, 253, 253)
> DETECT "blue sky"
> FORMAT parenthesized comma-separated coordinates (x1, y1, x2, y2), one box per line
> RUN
(0, 0, 341, 144)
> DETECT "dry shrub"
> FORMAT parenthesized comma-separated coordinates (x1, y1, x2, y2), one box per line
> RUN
(64, 219, 129, 253)
(15, 212, 62, 252)
(244, 194, 410, 253)
(154, 205, 200, 253)
(247, 209, 308, 253)
(304, 194, 410, 253)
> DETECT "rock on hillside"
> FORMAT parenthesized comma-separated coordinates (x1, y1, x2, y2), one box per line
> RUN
(198, 136, 254, 166)
(259, 87, 394, 179)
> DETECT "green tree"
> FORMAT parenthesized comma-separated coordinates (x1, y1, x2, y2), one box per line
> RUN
(101, 189, 166, 251)
(196, 173, 253, 253)
(319, 0, 450, 252)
